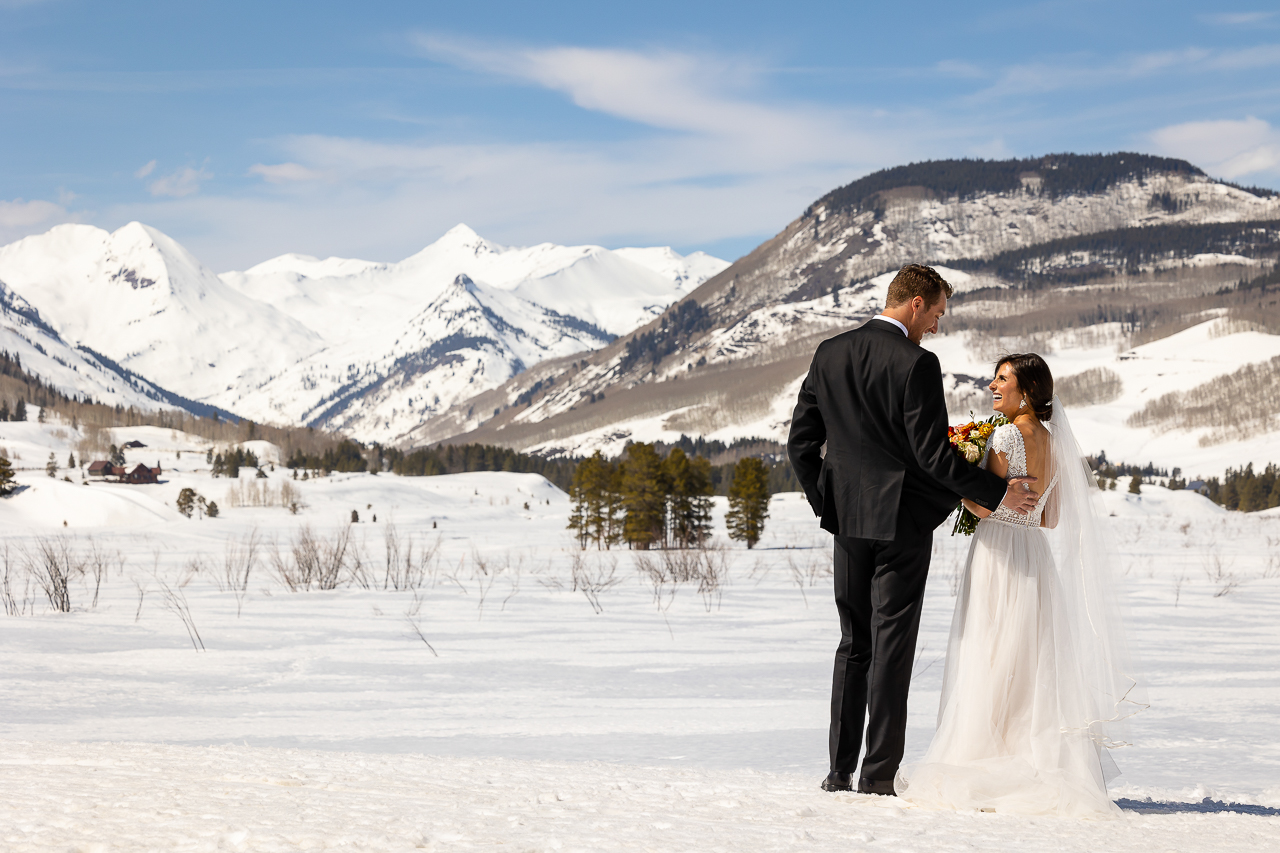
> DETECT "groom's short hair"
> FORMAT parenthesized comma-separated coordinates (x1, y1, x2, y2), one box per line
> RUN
(886, 264, 953, 308)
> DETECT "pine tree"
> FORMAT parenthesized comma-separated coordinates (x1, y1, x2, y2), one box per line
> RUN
(206, 500, 220, 518)
(621, 443, 668, 550)
(176, 487, 197, 518)
(45, 452, 58, 478)
(1128, 475, 1142, 495)
(36, 406, 45, 424)
(568, 451, 623, 549)
(0, 400, 9, 421)
(726, 457, 771, 549)
(14, 399, 25, 421)
(664, 448, 713, 548)
(0, 453, 15, 495)
(351, 509, 360, 523)
(67, 452, 76, 469)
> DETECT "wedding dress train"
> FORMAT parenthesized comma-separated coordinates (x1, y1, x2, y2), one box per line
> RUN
(896, 403, 1140, 817)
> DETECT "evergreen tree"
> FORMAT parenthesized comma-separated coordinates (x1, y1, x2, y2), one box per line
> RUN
(567, 451, 623, 550)
(0, 453, 15, 495)
(726, 457, 771, 549)
(14, 399, 25, 421)
(176, 487, 197, 518)
(67, 452, 76, 469)
(205, 447, 213, 464)
(109, 444, 125, 466)
(45, 452, 57, 478)
(620, 443, 668, 549)
(211, 452, 225, 477)
(664, 448, 713, 548)
(36, 406, 45, 424)
(351, 509, 360, 523)
(0, 400, 9, 421)
(206, 500, 219, 518)
(1128, 475, 1142, 495)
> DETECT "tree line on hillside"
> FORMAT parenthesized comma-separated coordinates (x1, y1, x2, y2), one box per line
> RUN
(813, 153, 1207, 217)
(950, 220, 1280, 289)
(1197, 464, 1280, 513)
(377, 442, 577, 491)
(567, 444, 771, 550)
(1090, 452, 1280, 513)
(0, 349, 340, 463)
(618, 299, 713, 374)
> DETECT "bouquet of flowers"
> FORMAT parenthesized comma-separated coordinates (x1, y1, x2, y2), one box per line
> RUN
(949, 413, 1009, 536)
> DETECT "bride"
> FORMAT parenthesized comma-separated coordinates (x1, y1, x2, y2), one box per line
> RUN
(895, 353, 1142, 817)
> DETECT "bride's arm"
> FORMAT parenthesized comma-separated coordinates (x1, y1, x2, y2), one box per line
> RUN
(964, 447, 1010, 518)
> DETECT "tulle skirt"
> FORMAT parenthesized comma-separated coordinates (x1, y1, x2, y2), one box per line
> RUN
(895, 518, 1119, 817)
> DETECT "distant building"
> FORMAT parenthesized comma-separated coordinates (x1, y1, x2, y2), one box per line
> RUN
(124, 463, 162, 484)
(87, 460, 161, 483)
(87, 461, 118, 478)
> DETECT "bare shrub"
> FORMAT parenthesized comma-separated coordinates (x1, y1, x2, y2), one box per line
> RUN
(84, 539, 123, 609)
(635, 543, 730, 621)
(2, 544, 37, 616)
(1204, 553, 1241, 597)
(785, 547, 831, 607)
(225, 479, 305, 509)
(470, 549, 522, 619)
(22, 538, 84, 613)
(382, 523, 443, 591)
(570, 550, 621, 614)
(157, 579, 204, 650)
(269, 525, 352, 591)
(404, 590, 438, 656)
(218, 529, 260, 615)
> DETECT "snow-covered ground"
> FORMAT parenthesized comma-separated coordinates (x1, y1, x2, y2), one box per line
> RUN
(3, 421, 1280, 849)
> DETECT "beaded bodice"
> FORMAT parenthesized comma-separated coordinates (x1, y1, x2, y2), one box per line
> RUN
(985, 424, 1058, 528)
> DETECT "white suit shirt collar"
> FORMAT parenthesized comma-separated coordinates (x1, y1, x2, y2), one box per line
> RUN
(871, 315, 909, 337)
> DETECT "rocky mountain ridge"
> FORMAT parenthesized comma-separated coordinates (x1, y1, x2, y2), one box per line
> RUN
(409, 153, 1280, 474)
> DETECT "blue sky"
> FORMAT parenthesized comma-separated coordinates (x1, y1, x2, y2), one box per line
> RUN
(2, 0, 1278, 269)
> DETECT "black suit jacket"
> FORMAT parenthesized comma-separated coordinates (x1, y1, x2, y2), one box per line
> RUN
(787, 319, 1007, 541)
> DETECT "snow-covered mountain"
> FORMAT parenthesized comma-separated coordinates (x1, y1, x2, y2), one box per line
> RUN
(0, 223, 325, 405)
(0, 278, 233, 417)
(411, 154, 1280, 479)
(0, 222, 728, 440)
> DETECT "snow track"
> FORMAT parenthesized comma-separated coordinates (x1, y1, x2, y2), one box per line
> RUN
(4, 741, 1278, 852)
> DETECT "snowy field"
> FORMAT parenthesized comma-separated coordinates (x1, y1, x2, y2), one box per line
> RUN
(2, 422, 1280, 850)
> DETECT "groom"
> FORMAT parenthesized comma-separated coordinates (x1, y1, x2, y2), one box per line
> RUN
(787, 263, 1039, 795)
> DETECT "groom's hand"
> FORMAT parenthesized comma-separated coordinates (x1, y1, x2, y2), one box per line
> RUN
(1001, 476, 1039, 515)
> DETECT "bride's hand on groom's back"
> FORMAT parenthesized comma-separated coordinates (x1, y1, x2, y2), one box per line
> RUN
(1000, 476, 1039, 515)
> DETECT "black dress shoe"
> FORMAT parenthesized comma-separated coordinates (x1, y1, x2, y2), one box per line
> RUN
(857, 777, 897, 796)
(821, 771, 853, 792)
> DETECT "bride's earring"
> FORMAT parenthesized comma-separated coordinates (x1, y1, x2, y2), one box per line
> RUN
(1018, 397, 1027, 410)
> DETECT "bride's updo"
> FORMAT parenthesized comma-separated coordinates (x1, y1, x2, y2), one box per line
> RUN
(997, 353, 1054, 421)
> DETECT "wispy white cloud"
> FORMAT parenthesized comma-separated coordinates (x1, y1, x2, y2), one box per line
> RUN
(973, 44, 1280, 99)
(248, 162, 323, 184)
(148, 165, 211, 198)
(1199, 12, 1278, 26)
(134, 159, 157, 179)
(0, 197, 73, 244)
(1150, 116, 1280, 180)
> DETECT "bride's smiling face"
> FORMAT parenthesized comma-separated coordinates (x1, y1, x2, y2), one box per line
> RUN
(989, 362, 1024, 418)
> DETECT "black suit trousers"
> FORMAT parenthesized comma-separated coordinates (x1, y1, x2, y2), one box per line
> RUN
(829, 528, 933, 783)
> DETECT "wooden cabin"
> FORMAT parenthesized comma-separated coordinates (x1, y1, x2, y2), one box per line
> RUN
(124, 463, 162, 484)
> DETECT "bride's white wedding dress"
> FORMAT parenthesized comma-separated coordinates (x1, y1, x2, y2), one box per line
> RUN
(896, 401, 1141, 818)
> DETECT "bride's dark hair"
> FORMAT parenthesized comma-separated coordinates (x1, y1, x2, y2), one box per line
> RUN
(997, 353, 1054, 421)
